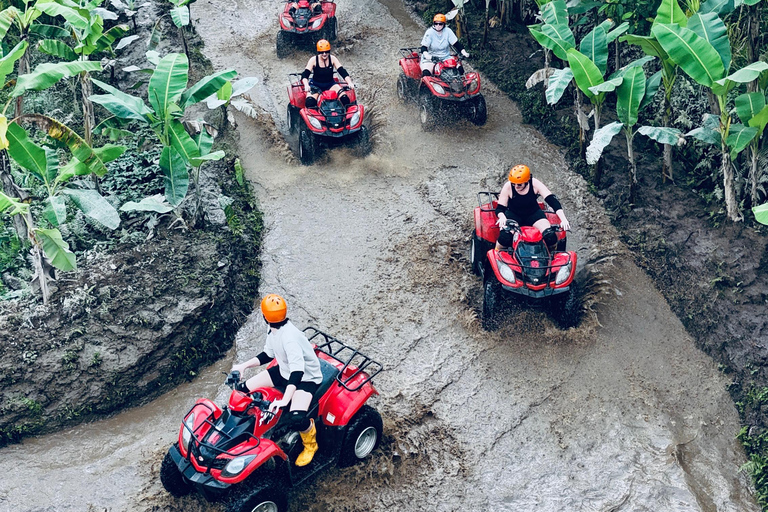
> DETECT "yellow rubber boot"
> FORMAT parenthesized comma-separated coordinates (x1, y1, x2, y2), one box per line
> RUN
(295, 419, 318, 467)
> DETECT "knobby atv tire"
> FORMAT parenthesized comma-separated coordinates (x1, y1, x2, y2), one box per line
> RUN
(286, 104, 298, 135)
(419, 92, 436, 131)
(299, 128, 316, 165)
(338, 405, 383, 468)
(326, 17, 337, 40)
(549, 282, 581, 329)
(482, 278, 501, 331)
(469, 94, 487, 126)
(227, 478, 287, 512)
(276, 31, 290, 59)
(160, 445, 192, 498)
(470, 232, 484, 276)
(352, 125, 372, 157)
(396, 72, 409, 103)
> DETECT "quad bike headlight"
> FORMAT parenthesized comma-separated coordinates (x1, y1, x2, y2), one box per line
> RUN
(311, 18, 323, 28)
(469, 78, 478, 92)
(182, 412, 196, 450)
(221, 455, 256, 478)
(281, 15, 292, 25)
(555, 263, 572, 285)
(307, 115, 323, 130)
(349, 110, 360, 127)
(431, 83, 445, 95)
(497, 261, 516, 284)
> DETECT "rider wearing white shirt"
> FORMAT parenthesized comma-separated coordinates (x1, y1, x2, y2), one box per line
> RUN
(420, 13, 469, 76)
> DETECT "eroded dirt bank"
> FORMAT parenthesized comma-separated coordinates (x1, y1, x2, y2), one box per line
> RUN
(0, 0, 759, 510)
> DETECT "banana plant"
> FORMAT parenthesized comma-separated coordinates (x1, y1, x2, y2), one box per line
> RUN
(585, 61, 679, 203)
(527, 0, 573, 88)
(734, 89, 768, 206)
(89, 52, 236, 223)
(167, 0, 194, 58)
(652, 13, 768, 221)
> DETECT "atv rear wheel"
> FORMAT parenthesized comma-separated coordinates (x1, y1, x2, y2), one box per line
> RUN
(276, 31, 290, 59)
(549, 283, 581, 329)
(339, 405, 382, 467)
(352, 125, 372, 157)
(470, 233, 484, 276)
(160, 445, 192, 497)
(419, 91, 436, 131)
(396, 72, 408, 102)
(325, 17, 337, 40)
(482, 277, 501, 331)
(286, 104, 298, 135)
(299, 128, 316, 165)
(227, 479, 287, 512)
(468, 94, 487, 126)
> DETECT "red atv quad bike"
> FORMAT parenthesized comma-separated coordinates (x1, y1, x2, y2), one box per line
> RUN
(160, 328, 383, 512)
(286, 72, 371, 165)
(276, 0, 337, 59)
(470, 192, 580, 330)
(396, 47, 486, 130)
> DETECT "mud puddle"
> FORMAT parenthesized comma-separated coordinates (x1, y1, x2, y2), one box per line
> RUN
(0, 0, 759, 510)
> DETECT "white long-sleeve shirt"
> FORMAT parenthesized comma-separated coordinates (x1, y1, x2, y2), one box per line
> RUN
(263, 321, 323, 384)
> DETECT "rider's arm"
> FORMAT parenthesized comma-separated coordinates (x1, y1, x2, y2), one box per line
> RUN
(333, 57, 353, 87)
(453, 40, 465, 53)
(301, 58, 314, 90)
(231, 352, 273, 373)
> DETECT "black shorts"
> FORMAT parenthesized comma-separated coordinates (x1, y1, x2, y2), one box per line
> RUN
(268, 365, 320, 394)
(498, 209, 547, 247)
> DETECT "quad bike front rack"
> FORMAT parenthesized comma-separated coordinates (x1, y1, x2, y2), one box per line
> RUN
(477, 191, 557, 215)
(304, 327, 382, 392)
(399, 47, 420, 59)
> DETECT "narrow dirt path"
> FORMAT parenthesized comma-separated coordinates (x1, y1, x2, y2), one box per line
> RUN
(0, 0, 758, 511)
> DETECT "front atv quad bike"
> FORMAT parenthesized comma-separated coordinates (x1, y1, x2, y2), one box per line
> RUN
(276, 0, 337, 57)
(397, 47, 486, 129)
(286, 73, 370, 165)
(471, 192, 579, 330)
(160, 328, 383, 511)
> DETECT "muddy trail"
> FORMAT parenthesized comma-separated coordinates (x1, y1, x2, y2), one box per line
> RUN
(0, 0, 759, 510)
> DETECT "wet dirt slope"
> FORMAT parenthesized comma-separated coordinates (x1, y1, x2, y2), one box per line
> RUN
(0, 0, 758, 510)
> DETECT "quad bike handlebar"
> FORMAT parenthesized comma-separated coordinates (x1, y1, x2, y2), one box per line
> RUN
(224, 371, 275, 414)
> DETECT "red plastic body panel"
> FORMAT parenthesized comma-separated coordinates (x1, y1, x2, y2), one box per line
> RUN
(313, 350, 378, 427)
(474, 201, 500, 243)
(399, 53, 421, 80)
(278, 0, 335, 32)
(218, 439, 288, 484)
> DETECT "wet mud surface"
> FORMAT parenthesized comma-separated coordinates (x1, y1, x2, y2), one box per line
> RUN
(0, 0, 760, 510)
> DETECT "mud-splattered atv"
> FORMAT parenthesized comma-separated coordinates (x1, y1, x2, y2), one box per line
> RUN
(276, 0, 337, 58)
(286, 73, 371, 165)
(160, 328, 383, 512)
(396, 47, 486, 130)
(470, 192, 579, 330)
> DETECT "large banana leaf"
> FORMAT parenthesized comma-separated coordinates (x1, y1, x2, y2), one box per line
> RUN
(11, 60, 102, 97)
(194, 125, 214, 157)
(748, 105, 768, 134)
(541, 0, 567, 25)
(61, 188, 120, 229)
(654, 0, 687, 26)
(91, 78, 153, 122)
(36, 227, 76, 271)
(687, 12, 730, 73)
(0, 41, 28, 85)
(36, 1, 88, 31)
(38, 39, 77, 61)
(639, 70, 662, 111)
(566, 48, 604, 99)
(96, 24, 129, 52)
(652, 23, 724, 87)
(753, 202, 768, 225)
(170, 5, 189, 27)
(546, 67, 573, 105)
(148, 53, 189, 120)
(0, 9, 17, 41)
(0, 191, 29, 216)
(699, 0, 736, 15)
(29, 23, 70, 38)
(120, 194, 174, 213)
(43, 195, 67, 226)
(638, 125, 684, 145)
(580, 25, 607, 74)
(735, 92, 765, 125)
(586, 121, 622, 164)
(160, 145, 188, 206)
(606, 21, 629, 43)
(616, 66, 645, 128)
(542, 22, 575, 47)
(621, 34, 668, 60)
(168, 120, 200, 165)
(6, 122, 50, 184)
(231, 77, 258, 97)
(588, 76, 622, 95)
(529, 27, 572, 61)
(179, 69, 237, 109)
(726, 124, 758, 159)
(714, 62, 768, 90)
(685, 126, 720, 144)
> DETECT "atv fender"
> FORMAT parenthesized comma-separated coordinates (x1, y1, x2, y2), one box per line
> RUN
(485, 250, 519, 288)
(216, 439, 288, 485)
(318, 383, 378, 428)
(178, 398, 222, 455)
(399, 55, 421, 81)
(474, 205, 499, 244)
(300, 109, 326, 134)
(551, 252, 578, 288)
(287, 84, 306, 109)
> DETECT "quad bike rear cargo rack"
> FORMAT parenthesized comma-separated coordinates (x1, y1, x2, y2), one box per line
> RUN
(304, 327, 382, 392)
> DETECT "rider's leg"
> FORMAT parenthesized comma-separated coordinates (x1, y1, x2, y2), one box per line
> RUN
(305, 92, 319, 108)
(244, 369, 275, 393)
(533, 218, 557, 251)
(331, 83, 351, 105)
(290, 388, 319, 466)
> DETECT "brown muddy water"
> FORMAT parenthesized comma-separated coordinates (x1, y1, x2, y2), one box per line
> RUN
(0, 0, 759, 510)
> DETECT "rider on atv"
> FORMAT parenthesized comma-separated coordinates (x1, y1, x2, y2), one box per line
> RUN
(301, 39, 354, 109)
(420, 13, 469, 76)
(230, 294, 323, 467)
(495, 165, 571, 252)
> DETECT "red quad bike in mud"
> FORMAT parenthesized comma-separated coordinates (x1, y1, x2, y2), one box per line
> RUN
(286, 72, 371, 165)
(397, 47, 486, 130)
(160, 328, 383, 512)
(470, 192, 580, 330)
(276, 0, 337, 59)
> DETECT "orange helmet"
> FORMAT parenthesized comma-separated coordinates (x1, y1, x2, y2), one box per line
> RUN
(261, 294, 287, 323)
(316, 39, 331, 52)
(508, 165, 531, 184)
(433, 13, 446, 23)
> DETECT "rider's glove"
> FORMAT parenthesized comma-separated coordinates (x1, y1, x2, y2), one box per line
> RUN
(461, 49, 470, 58)
(422, 51, 431, 60)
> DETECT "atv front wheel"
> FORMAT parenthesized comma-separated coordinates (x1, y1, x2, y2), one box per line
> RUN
(470, 233, 484, 276)
(396, 72, 408, 102)
(339, 405, 382, 467)
(549, 284, 581, 329)
(352, 125, 372, 157)
(276, 31, 290, 59)
(469, 94, 487, 126)
(482, 277, 501, 331)
(286, 104, 298, 135)
(299, 128, 316, 165)
(419, 92, 436, 131)
(227, 480, 287, 512)
(160, 445, 192, 497)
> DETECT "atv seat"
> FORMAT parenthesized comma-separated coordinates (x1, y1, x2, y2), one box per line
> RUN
(269, 358, 339, 406)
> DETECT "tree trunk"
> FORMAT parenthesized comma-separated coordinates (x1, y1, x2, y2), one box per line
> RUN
(750, 142, 759, 206)
(482, 5, 489, 47)
(14, 39, 30, 119)
(575, 89, 585, 160)
(30, 243, 51, 305)
(662, 97, 672, 182)
(80, 72, 95, 146)
(721, 143, 743, 221)
(746, 4, 760, 92)
(543, 48, 550, 91)
(614, 39, 619, 72)
(593, 104, 603, 186)
(627, 129, 637, 204)
(0, 151, 28, 242)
